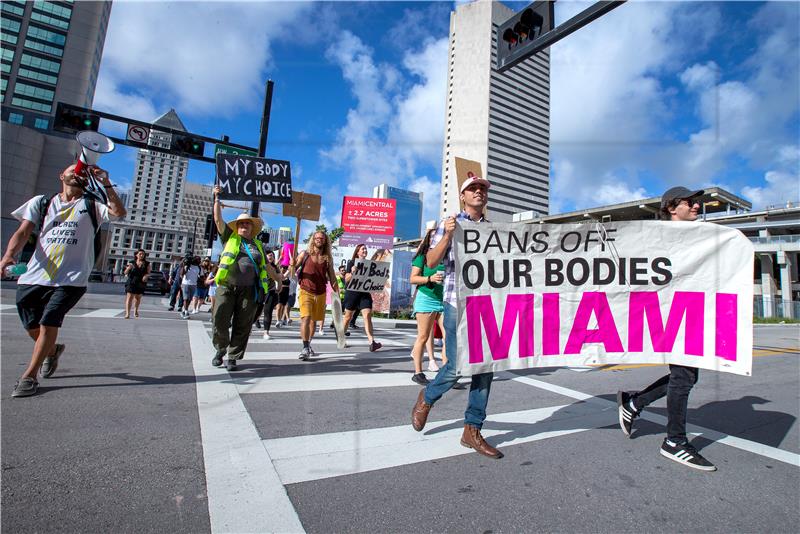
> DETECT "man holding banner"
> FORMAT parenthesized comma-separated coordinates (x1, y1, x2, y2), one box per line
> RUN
(617, 187, 717, 471)
(411, 174, 504, 459)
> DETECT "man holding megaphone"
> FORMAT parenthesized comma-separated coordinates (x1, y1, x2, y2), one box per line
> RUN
(0, 131, 126, 398)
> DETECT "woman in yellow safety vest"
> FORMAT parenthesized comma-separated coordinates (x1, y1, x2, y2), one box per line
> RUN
(210, 185, 280, 371)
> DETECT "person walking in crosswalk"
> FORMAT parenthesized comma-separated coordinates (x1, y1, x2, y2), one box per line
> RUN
(210, 186, 280, 371)
(295, 231, 338, 360)
(410, 174, 503, 458)
(616, 186, 717, 472)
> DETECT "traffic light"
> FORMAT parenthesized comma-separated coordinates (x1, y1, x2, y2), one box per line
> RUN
(203, 213, 217, 246)
(53, 103, 100, 133)
(170, 133, 205, 157)
(496, 1, 554, 72)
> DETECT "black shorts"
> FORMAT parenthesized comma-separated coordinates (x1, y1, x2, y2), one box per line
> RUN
(16, 284, 87, 330)
(343, 290, 373, 312)
(279, 286, 290, 305)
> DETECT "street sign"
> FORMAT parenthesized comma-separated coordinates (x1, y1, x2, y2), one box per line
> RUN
(126, 124, 149, 143)
(215, 153, 292, 203)
(215, 143, 257, 157)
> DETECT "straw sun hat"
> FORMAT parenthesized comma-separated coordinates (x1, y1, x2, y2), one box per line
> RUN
(227, 213, 263, 234)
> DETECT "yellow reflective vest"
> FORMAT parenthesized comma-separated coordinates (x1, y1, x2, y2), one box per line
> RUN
(215, 234, 269, 295)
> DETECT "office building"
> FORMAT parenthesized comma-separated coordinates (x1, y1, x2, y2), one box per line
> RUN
(373, 183, 423, 240)
(439, 0, 550, 222)
(106, 109, 211, 273)
(259, 226, 292, 248)
(1, 0, 112, 248)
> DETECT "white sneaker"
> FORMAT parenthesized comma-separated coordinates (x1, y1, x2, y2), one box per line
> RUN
(263, 333, 271, 340)
(274, 321, 282, 329)
(428, 360, 440, 372)
(191, 309, 199, 315)
(318, 330, 324, 336)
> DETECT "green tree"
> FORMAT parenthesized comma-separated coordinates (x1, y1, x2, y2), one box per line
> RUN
(303, 225, 344, 244)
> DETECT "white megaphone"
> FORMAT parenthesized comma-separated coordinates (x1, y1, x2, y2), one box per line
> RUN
(74, 130, 114, 177)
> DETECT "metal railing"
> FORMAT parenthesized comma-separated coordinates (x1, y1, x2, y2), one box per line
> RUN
(749, 235, 800, 245)
(753, 296, 800, 319)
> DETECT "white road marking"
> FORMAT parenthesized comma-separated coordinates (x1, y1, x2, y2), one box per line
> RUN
(264, 402, 605, 484)
(509, 373, 800, 468)
(245, 351, 358, 361)
(187, 321, 304, 534)
(0, 304, 16, 311)
(232, 372, 422, 394)
(79, 308, 122, 318)
(249, 337, 411, 348)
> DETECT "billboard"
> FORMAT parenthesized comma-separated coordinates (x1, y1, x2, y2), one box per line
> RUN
(341, 197, 396, 236)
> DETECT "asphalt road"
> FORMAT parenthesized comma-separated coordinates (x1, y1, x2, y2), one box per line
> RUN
(1, 288, 798, 533)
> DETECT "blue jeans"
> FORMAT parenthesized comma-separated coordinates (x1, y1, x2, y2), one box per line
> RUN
(423, 303, 493, 428)
(168, 281, 183, 309)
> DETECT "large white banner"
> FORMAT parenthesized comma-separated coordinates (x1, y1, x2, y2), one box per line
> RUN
(455, 221, 754, 376)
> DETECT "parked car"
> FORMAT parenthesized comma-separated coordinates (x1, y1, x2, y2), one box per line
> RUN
(88, 270, 104, 282)
(144, 271, 168, 295)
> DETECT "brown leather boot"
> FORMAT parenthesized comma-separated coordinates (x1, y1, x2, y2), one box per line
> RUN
(411, 389, 432, 431)
(460, 424, 503, 459)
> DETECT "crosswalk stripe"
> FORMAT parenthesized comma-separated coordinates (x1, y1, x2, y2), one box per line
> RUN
(509, 373, 800, 468)
(232, 372, 427, 394)
(79, 309, 122, 318)
(264, 403, 609, 484)
(245, 351, 359, 361)
(187, 321, 304, 533)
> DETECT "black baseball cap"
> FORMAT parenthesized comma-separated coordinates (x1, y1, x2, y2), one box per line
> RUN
(661, 186, 704, 210)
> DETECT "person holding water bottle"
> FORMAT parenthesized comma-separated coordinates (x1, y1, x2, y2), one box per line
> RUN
(0, 162, 126, 397)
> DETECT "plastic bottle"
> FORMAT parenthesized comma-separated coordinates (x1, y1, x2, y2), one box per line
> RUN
(4, 264, 27, 277)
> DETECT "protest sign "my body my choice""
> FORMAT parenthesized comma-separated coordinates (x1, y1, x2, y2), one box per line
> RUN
(346, 260, 391, 292)
(215, 153, 292, 203)
(454, 221, 754, 377)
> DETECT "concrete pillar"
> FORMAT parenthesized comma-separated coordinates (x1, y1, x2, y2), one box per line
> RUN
(778, 251, 795, 319)
(759, 253, 777, 318)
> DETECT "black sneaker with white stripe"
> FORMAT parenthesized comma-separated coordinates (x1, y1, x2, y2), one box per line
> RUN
(616, 390, 639, 438)
(660, 439, 717, 471)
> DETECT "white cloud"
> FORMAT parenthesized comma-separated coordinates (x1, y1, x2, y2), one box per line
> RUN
(549, 1, 799, 213)
(96, 2, 310, 119)
(742, 171, 800, 210)
(320, 29, 448, 201)
(673, 2, 799, 201)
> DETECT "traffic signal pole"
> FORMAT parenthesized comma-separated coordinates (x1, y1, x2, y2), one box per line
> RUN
(250, 80, 274, 217)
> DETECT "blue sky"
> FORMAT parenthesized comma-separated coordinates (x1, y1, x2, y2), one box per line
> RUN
(94, 0, 799, 238)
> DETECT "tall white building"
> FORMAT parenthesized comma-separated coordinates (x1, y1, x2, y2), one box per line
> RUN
(180, 181, 214, 256)
(107, 109, 211, 273)
(439, 0, 550, 221)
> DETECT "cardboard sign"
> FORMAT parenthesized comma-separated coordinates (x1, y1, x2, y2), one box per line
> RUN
(283, 191, 321, 221)
(341, 197, 396, 236)
(215, 153, 292, 203)
(454, 220, 754, 377)
(345, 259, 391, 293)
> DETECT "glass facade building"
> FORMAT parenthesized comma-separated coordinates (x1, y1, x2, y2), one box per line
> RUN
(373, 184, 423, 241)
(1, 1, 112, 253)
